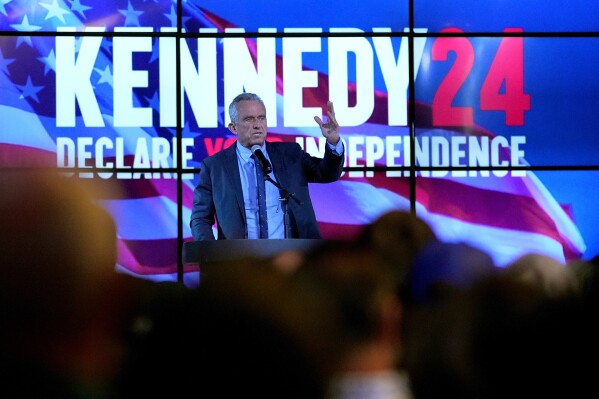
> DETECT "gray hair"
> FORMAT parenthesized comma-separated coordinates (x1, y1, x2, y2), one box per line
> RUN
(228, 93, 265, 123)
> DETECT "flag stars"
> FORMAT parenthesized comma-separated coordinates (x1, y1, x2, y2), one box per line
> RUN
(69, 0, 91, 19)
(94, 65, 113, 87)
(0, 48, 16, 76)
(37, 49, 56, 75)
(161, 4, 191, 28)
(164, 4, 177, 27)
(1, 0, 11, 16)
(118, 1, 144, 27)
(40, 0, 71, 24)
(9, 15, 42, 47)
(16, 76, 44, 103)
(9, 14, 42, 32)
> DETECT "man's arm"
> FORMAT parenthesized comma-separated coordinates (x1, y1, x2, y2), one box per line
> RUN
(297, 141, 344, 184)
(190, 161, 217, 241)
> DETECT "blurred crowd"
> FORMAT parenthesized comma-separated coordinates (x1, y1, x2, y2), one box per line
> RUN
(1, 170, 597, 398)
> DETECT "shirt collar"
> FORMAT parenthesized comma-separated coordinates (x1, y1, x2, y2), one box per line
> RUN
(236, 142, 252, 163)
(236, 141, 266, 163)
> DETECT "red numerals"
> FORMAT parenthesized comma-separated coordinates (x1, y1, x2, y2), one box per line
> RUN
(480, 28, 530, 125)
(432, 28, 474, 126)
(432, 28, 530, 127)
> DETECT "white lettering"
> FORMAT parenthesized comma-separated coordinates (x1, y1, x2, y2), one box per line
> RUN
(283, 29, 322, 127)
(113, 28, 153, 127)
(510, 136, 526, 177)
(373, 28, 427, 126)
(224, 28, 277, 125)
(56, 27, 105, 127)
(385, 135, 403, 177)
(55, 27, 428, 129)
(468, 136, 490, 177)
(364, 136, 385, 177)
(329, 29, 374, 126)
(55, 136, 194, 179)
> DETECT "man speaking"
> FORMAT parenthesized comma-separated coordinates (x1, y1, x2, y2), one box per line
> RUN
(190, 92, 344, 241)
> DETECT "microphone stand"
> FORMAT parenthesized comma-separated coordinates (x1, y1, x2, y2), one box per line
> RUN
(264, 174, 302, 239)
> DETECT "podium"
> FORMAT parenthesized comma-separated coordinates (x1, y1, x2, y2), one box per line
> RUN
(183, 239, 324, 266)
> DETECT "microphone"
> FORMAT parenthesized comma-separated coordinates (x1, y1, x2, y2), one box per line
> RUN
(251, 145, 272, 174)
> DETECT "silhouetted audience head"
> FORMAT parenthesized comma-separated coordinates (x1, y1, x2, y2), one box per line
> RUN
(0, 170, 143, 397)
(356, 210, 439, 323)
(400, 241, 496, 399)
(505, 253, 579, 298)
(568, 254, 599, 308)
(359, 211, 437, 260)
(297, 240, 396, 344)
(469, 269, 588, 399)
(4, 173, 594, 399)
(116, 256, 347, 398)
(403, 250, 591, 399)
(0, 171, 118, 321)
(404, 240, 496, 305)
(292, 238, 415, 399)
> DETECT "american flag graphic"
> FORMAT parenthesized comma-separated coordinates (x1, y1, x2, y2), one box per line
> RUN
(0, 0, 586, 288)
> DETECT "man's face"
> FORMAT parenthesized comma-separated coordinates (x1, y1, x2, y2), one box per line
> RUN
(228, 100, 267, 149)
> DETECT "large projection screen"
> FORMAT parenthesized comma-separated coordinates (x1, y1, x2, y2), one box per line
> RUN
(1, 0, 597, 287)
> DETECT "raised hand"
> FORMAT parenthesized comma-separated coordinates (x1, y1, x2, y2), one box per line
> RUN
(314, 101, 340, 145)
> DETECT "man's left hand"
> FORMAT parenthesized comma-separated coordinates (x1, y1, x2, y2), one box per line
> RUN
(314, 101, 340, 145)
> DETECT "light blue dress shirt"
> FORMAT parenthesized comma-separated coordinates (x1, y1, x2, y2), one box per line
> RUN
(236, 143, 284, 239)
(236, 140, 343, 239)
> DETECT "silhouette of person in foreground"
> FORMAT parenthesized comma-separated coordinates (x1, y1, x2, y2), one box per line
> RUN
(0, 170, 145, 398)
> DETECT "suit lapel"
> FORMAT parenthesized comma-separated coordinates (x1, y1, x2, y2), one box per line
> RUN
(222, 143, 245, 216)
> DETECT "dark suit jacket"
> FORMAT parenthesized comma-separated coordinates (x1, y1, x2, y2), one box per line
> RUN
(190, 140, 344, 240)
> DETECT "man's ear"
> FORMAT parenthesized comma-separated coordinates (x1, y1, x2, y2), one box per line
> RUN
(228, 122, 237, 134)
